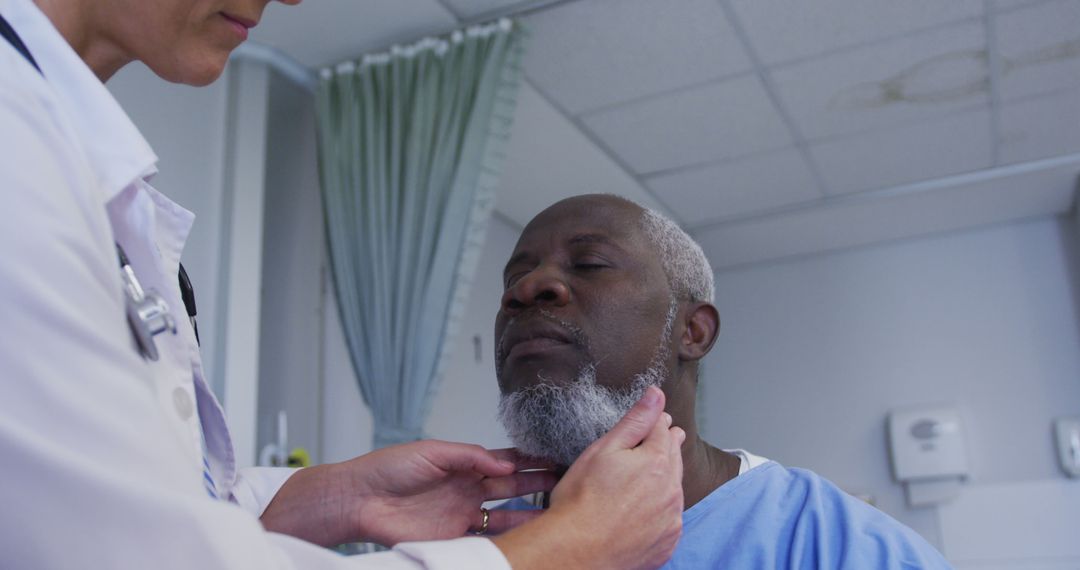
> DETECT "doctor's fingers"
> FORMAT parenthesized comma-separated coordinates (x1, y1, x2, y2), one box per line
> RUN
(414, 441, 517, 478)
(482, 470, 559, 500)
(594, 386, 666, 455)
(669, 426, 686, 486)
(640, 409, 677, 456)
(487, 448, 558, 471)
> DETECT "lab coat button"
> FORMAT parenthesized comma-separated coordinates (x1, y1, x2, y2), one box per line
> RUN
(172, 387, 194, 419)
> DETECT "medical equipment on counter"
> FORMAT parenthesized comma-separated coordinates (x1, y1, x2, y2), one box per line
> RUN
(260, 411, 289, 467)
(258, 411, 312, 467)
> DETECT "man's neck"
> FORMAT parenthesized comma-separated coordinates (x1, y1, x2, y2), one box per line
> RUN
(679, 434, 741, 509)
(663, 369, 741, 509)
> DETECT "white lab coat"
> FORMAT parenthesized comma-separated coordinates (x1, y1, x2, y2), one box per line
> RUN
(0, 0, 509, 567)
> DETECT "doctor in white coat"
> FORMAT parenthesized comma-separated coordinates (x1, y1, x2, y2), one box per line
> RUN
(0, 0, 687, 568)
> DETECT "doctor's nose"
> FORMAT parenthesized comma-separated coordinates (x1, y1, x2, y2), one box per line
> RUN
(501, 267, 570, 313)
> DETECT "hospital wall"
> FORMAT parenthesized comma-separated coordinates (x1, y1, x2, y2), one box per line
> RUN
(256, 71, 324, 464)
(702, 216, 1080, 549)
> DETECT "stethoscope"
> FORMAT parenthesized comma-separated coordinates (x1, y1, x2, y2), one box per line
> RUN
(118, 244, 200, 360)
(2, 14, 198, 361)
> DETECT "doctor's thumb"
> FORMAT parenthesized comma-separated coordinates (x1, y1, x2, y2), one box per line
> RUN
(597, 386, 666, 451)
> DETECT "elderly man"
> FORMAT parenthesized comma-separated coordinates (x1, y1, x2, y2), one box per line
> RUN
(494, 194, 951, 569)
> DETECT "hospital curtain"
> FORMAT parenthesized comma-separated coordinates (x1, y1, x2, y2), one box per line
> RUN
(315, 20, 524, 449)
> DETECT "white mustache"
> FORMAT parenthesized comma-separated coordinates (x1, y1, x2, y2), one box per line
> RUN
(495, 308, 590, 375)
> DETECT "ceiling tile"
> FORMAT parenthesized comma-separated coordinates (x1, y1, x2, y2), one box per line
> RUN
(494, 83, 667, 227)
(995, 0, 1080, 102)
(580, 75, 792, 175)
(696, 158, 1080, 270)
(730, 0, 982, 66)
(810, 109, 993, 195)
(521, 0, 752, 114)
(646, 148, 820, 227)
(251, 0, 457, 68)
(999, 86, 1080, 164)
(771, 22, 989, 140)
(442, 0, 525, 19)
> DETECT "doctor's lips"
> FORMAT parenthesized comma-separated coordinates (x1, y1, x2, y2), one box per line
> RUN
(220, 12, 257, 40)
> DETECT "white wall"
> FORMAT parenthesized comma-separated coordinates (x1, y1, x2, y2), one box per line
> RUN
(257, 70, 324, 463)
(701, 215, 1080, 548)
(216, 59, 273, 467)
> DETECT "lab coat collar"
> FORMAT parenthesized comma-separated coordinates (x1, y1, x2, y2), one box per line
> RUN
(1, 0, 159, 202)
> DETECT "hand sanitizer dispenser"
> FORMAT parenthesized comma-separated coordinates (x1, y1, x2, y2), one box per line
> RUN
(887, 405, 969, 507)
(1054, 417, 1080, 477)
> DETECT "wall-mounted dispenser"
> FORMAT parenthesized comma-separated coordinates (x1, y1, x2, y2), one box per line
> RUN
(887, 405, 969, 507)
(1054, 417, 1080, 478)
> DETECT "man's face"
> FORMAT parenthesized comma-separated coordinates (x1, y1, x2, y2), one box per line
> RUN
(494, 196, 676, 464)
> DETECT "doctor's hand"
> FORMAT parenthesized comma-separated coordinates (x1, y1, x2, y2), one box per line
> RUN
(491, 386, 685, 570)
(259, 440, 557, 547)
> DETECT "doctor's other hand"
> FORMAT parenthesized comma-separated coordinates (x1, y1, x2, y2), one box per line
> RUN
(491, 386, 686, 570)
(259, 440, 557, 547)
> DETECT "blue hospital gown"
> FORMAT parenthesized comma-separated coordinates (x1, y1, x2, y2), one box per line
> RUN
(663, 461, 951, 569)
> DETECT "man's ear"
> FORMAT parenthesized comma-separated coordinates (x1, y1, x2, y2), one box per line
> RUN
(677, 302, 720, 362)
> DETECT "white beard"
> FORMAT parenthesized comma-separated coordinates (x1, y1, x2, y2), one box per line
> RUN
(497, 300, 677, 466)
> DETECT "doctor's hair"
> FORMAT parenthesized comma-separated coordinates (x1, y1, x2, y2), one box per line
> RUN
(638, 207, 714, 304)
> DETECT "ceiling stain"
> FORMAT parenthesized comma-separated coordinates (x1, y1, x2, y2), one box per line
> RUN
(1008, 37, 1080, 69)
(829, 36, 1080, 110)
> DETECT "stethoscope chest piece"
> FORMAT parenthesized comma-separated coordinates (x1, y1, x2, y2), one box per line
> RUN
(118, 246, 176, 361)
(124, 288, 175, 361)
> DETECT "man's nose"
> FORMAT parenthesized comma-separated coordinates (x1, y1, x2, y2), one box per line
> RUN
(501, 266, 570, 312)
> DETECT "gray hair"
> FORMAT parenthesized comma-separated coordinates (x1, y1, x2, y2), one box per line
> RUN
(639, 208, 714, 303)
